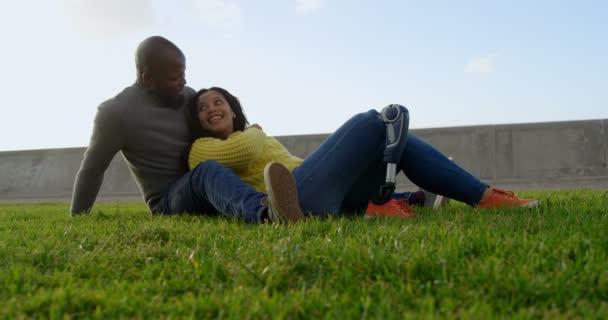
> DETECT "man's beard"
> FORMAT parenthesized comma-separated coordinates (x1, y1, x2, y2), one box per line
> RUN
(157, 92, 185, 109)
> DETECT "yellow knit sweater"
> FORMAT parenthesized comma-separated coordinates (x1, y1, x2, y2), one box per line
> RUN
(188, 128, 303, 193)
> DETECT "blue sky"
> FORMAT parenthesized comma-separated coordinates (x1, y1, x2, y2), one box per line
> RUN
(0, 0, 606, 151)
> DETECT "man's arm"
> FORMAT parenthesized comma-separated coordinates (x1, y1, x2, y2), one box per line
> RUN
(70, 104, 122, 215)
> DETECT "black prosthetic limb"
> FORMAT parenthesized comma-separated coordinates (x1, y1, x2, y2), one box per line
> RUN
(371, 104, 410, 205)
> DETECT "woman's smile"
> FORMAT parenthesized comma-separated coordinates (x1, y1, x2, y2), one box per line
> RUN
(197, 90, 235, 139)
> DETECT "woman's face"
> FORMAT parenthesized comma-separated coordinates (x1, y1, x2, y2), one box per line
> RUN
(197, 90, 235, 139)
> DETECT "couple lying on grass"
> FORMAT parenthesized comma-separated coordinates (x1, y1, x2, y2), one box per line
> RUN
(71, 36, 539, 223)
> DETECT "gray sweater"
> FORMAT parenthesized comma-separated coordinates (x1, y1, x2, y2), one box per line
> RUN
(71, 83, 196, 214)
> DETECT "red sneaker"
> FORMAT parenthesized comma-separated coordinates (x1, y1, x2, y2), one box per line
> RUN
(477, 188, 539, 209)
(365, 199, 416, 219)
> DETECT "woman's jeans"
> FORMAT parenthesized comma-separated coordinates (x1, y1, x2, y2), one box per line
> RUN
(154, 160, 266, 224)
(292, 108, 488, 216)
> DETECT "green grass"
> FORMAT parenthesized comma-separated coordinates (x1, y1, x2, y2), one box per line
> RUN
(0, 190, 607, 319)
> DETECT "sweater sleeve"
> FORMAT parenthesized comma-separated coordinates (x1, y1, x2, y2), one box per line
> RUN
(70, 104, 122, 215)
(188, 128, 266, 170)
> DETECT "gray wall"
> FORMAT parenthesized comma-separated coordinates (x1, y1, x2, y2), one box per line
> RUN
(1, 119, 607, 203)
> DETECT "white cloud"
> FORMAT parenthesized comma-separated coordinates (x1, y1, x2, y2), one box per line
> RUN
(192, 0, 241, 28)
(464, 52, 500, 74)
(296, 0, 324, 15)
(61, 0, 155, 38)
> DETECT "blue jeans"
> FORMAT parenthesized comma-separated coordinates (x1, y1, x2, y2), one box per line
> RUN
(292, 108, 488, 216)
(154, 160, 266, 224)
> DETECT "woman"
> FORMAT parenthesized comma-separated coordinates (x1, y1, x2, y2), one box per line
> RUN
(187, 87, 539, 218)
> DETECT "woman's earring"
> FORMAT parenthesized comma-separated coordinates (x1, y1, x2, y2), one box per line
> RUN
(233, 113, 237, 119)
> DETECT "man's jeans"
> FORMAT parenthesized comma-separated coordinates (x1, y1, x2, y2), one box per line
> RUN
(154, 160, 266, 224)
(293, 108, 488, 216)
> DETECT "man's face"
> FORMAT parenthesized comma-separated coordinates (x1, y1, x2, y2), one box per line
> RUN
(147, 50, 186, 99)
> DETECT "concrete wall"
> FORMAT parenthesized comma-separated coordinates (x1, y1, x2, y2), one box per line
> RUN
(0, 148, 141, 203)
(1, 119, 607, 203)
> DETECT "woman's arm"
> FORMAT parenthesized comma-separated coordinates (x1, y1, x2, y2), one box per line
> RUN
(188, 127, 266, 170)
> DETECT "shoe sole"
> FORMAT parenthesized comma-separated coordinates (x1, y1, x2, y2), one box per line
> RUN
(264, 162, 304, 224)
(522, 199, 540, 208)
(432, 195, 449, 209)
(364, 213, 415, 219)
(422, 189, 450, 209)
(478, 199, 541, 209)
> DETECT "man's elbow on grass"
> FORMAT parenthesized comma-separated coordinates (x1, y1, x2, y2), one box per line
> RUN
(70, 190, 95, 216)
(70, 204, 91, 216)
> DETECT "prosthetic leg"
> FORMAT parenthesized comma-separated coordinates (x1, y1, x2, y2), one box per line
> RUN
(371, 104, 410, 205)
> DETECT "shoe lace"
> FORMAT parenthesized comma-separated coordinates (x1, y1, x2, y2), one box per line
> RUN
(395, 199, 412, 212)
(493, 189, 516, 199)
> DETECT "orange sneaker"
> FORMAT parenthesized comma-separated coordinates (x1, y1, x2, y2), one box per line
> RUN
(365, 199, 416, 219)
(477, 188, 539, 209)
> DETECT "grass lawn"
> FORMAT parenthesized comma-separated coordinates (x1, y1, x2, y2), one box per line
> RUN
(0, 190, 607, 319)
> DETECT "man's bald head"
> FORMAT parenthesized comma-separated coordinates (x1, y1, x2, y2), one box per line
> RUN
(135, 36, 187, 101)
(135, 36, 184, 82)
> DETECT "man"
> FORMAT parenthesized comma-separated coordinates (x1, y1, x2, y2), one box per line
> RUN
(71, 36, 303, 224)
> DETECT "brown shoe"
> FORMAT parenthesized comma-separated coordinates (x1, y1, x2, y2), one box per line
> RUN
(264, 162, 304, 224)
